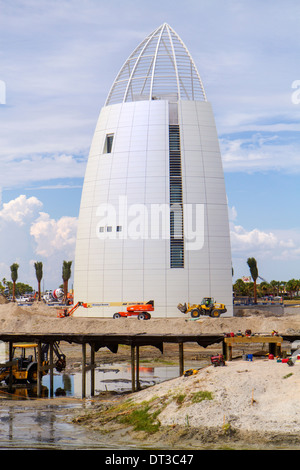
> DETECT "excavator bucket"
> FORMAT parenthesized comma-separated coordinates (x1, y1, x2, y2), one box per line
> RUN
(177, 303, 187, 313)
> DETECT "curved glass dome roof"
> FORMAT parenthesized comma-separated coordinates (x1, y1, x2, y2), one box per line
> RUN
(105, 23, 206, 106)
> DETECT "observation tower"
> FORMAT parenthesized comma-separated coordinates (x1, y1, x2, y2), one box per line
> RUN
(74, 23, 233, 317)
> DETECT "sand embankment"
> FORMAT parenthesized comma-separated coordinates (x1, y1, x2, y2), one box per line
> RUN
(0, 296, 299, 336)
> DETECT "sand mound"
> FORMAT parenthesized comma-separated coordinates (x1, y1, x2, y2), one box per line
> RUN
(0, 301, 299, 337)
(0, 295, 9, 305)
(126, 358, 300, 445)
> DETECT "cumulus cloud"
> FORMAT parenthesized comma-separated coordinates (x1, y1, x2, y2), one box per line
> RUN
(0, 195, 78, 288)
(230, 225, 279, 253)
(0, 195, 42, 225)
(30, 212, 77, 258)
(228, 203, 297, 257)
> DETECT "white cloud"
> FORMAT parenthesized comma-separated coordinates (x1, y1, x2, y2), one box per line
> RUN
(230, 225, 279, 253)
(0, 152, 87, 190)
(30, 212, 77, 258)
(229, 206, 300, 280)
(0, 195, 77, 288)
(220, 133, 300, 173)
(0, 194, 42, 225)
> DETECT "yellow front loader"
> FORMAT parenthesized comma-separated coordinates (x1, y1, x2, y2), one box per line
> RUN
(0, 342, 66, 385)
(177, 297, 227, 318)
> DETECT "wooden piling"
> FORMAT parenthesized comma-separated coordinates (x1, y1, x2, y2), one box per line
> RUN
(131, 344, 135, 392)
(49, 342, 54, 397)
(82, 343, 86, 398)
(37, 341, 42, 398)
(136, 346, 140, 391)
(8, 341, 13, 392)
(179, 343, 184, 375)
(90, 343, 95, 397)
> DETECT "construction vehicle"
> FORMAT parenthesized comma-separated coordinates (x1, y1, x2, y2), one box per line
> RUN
(177, 297, 227, 318)
(0, 342, 66, 385)
(113, 300, 154, 320)
(44, 288, 73, 305)
(184, 368, 200, 377)
(57, 300, 154, 319)
(57, 301, 88, 318)
(210, 354, 226, 367)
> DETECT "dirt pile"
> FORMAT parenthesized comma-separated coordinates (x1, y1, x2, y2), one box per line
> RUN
(126, 358, 300, 448)
(72, 356, 300, 449)
(0, 301, 299, 336)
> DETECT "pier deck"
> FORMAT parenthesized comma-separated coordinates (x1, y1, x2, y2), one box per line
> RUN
(0, 332, 298, 397)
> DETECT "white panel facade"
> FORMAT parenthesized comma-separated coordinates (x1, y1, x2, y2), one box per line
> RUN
(74, 23, 233, 317)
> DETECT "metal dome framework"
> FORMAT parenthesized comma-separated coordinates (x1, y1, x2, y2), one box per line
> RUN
(105, 23, 207, 106)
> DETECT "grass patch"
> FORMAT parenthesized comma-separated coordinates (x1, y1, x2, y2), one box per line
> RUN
(118, 403, 161, 433)
(191, 390, 213, 403)
(174, 393, 186, 406)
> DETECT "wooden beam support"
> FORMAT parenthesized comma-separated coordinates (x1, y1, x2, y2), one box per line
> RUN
(37, 341, 42, 398)
(131, 344, 135, 392)
(179, 343, 184, 376)
(136, 346, 140, 391)
(8, 341, 13, 392)
(223, 336, 283, 361)
(49, 342, 54, 397)
(90, 343, 95, 397)
(82, 343, 86, 398)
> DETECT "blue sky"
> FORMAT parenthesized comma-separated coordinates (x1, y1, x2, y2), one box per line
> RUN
(1, 0, 300, 289)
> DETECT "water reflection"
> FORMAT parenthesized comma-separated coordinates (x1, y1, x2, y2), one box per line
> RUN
(0, 362, 207, 450)
(42, 361, 207, 397)
(0, 401, 119, 449)
(0, 360, 207, 400)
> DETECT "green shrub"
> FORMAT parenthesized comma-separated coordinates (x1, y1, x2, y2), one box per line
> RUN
(119, 404, 161, 434)
(191, 390, 213, 403)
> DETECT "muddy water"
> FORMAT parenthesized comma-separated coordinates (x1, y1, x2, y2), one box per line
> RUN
(43, 361, 205, 397)
(0, 361, 207, 450)
(0, 400, 113, 449)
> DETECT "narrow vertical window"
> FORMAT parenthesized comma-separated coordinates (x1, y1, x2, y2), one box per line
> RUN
(169, 125, 184, 268)
(104, 133, 114, 153)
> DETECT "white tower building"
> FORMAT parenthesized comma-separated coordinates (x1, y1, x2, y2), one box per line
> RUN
(74, 23, 233, 317)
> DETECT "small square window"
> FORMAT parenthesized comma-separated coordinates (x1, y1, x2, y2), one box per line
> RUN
(99, 226, 104, 232)
(106, 226, 112, 232)
(116, 226, 122, 232)
(104, 134, 114, 153)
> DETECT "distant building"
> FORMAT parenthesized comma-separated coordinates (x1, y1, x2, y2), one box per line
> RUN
(74, 23, 233, 317)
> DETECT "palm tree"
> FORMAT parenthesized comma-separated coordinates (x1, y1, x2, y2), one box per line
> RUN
(247, 257, 258, 304)
(286, 278, 300, 299)
(10, 263, 19, 302)
(34, 261, 43, 301)
(62, 261, 72, 304)
(233, 279, 248, 297)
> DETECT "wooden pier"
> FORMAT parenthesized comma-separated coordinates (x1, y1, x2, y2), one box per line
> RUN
(0, 332, 297, 398)
(0, 332, 224, 398)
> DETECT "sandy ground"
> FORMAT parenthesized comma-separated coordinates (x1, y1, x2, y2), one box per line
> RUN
(2, 296, 300, 449)
(0, 295, 299, 336)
